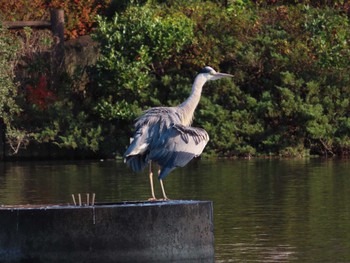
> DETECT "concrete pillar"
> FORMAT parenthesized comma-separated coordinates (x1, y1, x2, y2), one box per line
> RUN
(0, 200, 214, 262)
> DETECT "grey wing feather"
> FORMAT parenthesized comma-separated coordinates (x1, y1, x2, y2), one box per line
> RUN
(123, 127, 150, 172)
(135, 107, 181, 130)
(125, 154, 149, 172)
(149, 124, 209, 179)
(123, 107, 182, 173)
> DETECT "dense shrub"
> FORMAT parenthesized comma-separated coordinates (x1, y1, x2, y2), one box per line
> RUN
(0, 25, 19, 122)
(0, 24, 29, 154)
(89, 3, 195, 153)
(231, 4, 350, 156)
(89, 1, 350, 157)
(0, 0, 110, 154)
(3, 0, 350, 157)
(15, 56, 104, 153)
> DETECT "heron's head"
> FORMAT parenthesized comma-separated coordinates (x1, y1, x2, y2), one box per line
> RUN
(200, 66, 233, 81)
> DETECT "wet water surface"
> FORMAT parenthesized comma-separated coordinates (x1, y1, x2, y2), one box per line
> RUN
(1, 158, 350, 262)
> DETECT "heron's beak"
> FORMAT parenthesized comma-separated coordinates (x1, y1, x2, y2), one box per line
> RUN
(212, 72, 234, 80)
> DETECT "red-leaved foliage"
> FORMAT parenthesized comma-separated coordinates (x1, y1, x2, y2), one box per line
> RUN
(26, 75, 56, 110)
(48, 0, 111, 39)
(0, 0, 111, 40)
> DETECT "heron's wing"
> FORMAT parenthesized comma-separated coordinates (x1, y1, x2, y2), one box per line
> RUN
(123, 107, 182, 173)
(123, 126, 150, 172)
(149, 124, 209, 179)
(135, 107, 181, 130)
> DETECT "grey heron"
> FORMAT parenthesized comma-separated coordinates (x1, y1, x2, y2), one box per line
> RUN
(123, 66, 233, 200)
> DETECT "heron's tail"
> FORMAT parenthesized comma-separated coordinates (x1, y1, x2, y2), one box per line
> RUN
(124, 154, 149, 173)
(158, 167, 175, 180)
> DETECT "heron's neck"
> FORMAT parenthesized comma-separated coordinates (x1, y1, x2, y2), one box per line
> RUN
(178, 75, 207, 126)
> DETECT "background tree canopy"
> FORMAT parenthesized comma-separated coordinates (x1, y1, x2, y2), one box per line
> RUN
(1, 0, 350, 158)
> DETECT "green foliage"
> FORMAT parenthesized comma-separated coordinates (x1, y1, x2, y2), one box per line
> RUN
(0, 25, 19, 124)
(0, 24, 29, 154)
(302, 5, 350, 69)
(34, 101, 103, 151)
(87, 1, 350, 157)
(20, 92, 103, 153)
(89, 3, 195, 152)
(4, 0, 350, 157)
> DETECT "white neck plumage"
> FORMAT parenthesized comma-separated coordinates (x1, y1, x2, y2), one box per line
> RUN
(177, 74, 208, 126)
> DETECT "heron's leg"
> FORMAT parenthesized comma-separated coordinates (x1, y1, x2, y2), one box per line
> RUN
(148, 161, 156, 201)
(159, 179, 169, 200)
(157, 167, 169, 200)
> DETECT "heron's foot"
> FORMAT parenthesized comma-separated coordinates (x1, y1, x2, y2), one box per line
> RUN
(147, 197, 170, 201)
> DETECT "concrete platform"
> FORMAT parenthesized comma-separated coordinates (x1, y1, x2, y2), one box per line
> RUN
(0, 200, 214, 262)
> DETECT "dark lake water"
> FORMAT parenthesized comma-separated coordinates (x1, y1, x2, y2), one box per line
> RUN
(1, 158, 350, 262)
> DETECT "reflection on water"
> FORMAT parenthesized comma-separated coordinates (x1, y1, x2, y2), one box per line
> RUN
(1, 158, 350, 262)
